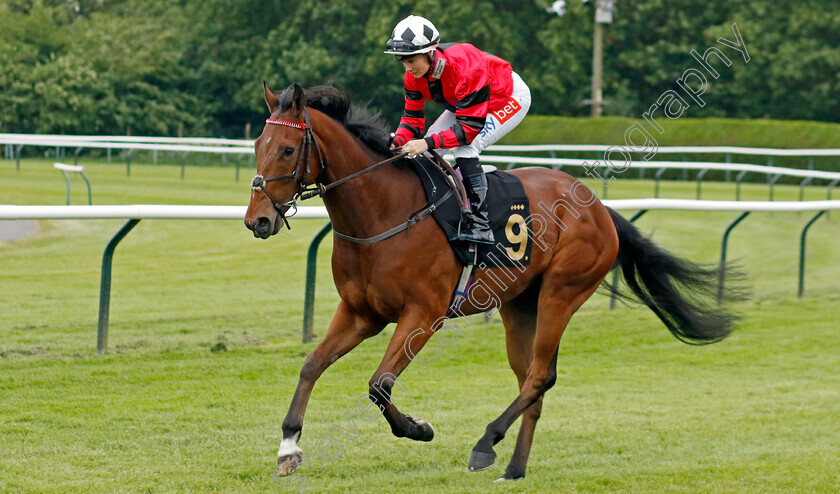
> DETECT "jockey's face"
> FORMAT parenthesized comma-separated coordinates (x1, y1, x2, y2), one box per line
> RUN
(401, 53, 431, 78)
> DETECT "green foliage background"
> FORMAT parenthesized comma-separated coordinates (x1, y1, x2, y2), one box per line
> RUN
(2, 0, 838, 137)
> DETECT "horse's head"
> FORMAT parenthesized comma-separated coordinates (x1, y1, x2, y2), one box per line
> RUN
(245, 83, 324, 239)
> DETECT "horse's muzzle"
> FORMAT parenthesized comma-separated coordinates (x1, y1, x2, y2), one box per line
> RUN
(245, 213, 281, 239)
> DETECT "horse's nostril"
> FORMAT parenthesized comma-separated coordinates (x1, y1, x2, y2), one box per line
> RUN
(255, 217, 271, 233)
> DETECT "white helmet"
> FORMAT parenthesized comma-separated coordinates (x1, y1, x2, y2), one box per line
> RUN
(384, 15, 440, 58)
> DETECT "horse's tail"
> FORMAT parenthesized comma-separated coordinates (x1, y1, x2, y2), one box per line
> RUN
(602, 207, 745, 345)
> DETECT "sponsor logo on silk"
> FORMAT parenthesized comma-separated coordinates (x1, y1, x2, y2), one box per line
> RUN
(492, 97, 522, 125)
(479, 115, 496, 138)
(431, 58, 446, 79)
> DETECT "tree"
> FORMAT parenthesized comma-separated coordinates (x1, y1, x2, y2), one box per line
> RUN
(3, 0, 840, 136)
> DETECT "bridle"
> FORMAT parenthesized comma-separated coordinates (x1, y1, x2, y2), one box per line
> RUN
(251, 106, 407, 230)
(250, 107, 326, 229)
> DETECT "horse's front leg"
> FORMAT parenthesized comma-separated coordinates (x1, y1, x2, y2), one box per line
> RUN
(367, 307, 442, 442)
(276, 301, 384, 476)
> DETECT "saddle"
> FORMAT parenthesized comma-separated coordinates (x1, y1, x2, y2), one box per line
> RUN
(406, 155, 532, 269)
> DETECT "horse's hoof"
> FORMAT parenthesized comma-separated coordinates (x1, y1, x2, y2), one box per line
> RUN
(275, 452, 303, 477)
(468, 448, 496, 471)
(494, 472, 525, 482)
(406, 416, 435, 442)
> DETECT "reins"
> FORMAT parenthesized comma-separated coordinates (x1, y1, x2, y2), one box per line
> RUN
(253, 108, 456, 243)
(298, 152, 408, 201)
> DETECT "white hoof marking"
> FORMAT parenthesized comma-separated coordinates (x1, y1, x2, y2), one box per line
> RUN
(278, 436, 303, 458)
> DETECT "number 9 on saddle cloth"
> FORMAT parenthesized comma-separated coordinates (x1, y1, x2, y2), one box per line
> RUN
(405, 156, 532, 269)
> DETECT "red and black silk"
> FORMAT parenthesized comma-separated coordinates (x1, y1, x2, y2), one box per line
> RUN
(393, 43, 514, 150)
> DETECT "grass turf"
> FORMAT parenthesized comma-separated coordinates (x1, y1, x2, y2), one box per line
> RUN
(1, 158, 839, 493)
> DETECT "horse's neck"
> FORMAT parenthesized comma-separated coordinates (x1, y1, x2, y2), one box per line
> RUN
(314, 118, 424, 239)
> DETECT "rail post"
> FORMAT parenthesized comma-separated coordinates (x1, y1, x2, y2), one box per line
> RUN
(828, 178, 840, 200)
(798, 211, 825, 298)
(735, 170, 749, 201)
(98, 219, 141, 354)
(724, 152, 731, 182)
(653, 168, 666, 198)
(718, 212, 750, 304)
(696, 168, 709, 200)
(798, 177, 814, 202)
(125, 149, 134, 177)
(235, 153, 248, 182)
(302, 222, 333, 343)
(609, 210, 648, 310)
(180, 151, 190, 179)
(827, 178, 840, 219)
(15, 144, 23, 171)
(601, 167, 609, 199)
(60, 169, 71, 205)
(768, 174, 782, 201)
(81, 171, 92, 205)
(54, 163, 92, 205)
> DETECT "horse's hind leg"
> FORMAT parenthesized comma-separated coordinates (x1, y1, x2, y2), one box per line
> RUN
(468, 271, 604, 472)
(495, 289, 548, 481)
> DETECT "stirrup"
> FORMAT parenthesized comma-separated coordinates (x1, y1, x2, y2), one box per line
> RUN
(455, 216, 495, 245)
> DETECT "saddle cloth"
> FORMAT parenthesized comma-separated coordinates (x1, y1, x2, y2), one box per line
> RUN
(407, 157, 532, 268)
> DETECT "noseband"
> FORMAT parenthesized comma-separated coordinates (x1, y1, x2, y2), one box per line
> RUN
(251, 107, 326, 229)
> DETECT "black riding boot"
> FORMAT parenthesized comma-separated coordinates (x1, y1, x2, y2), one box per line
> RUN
(456, 158, 495, 245)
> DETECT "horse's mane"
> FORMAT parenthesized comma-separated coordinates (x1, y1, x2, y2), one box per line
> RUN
(278, 84, 393, 156)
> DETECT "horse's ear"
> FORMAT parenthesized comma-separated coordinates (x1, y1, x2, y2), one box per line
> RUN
(264, 81, 280, 114)
(291, 83, 306, 114)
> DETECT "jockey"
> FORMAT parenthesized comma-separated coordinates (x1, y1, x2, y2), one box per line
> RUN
(386, 15, 531, 245)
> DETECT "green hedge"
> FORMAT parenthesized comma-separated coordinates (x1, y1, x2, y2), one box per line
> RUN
(502, 116, 840, 149)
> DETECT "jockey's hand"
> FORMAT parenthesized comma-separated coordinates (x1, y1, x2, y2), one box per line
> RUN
(402, 139, 429, 158)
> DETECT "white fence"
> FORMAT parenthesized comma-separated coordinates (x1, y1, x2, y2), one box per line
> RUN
(5, 134, 840, 205)
(5, 134, 840, 194)
(2, 200, 838, 353)
(2, 200, 839, 220)
(2, 136, 253, 155)
(0, 204, 322, 219)
(1, 134, 254, 175)
(4, 133, 839, 350)
(0, 134, 249, 146)
(489, 144, 840, 158)
(481, 155, 840, 181)
(5, 134, 840, 158)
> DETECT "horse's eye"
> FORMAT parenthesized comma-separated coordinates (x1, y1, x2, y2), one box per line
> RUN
(283, 146, 295, 157)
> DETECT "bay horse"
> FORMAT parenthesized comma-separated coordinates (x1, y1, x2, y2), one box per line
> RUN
(244, 83, 740, 482)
